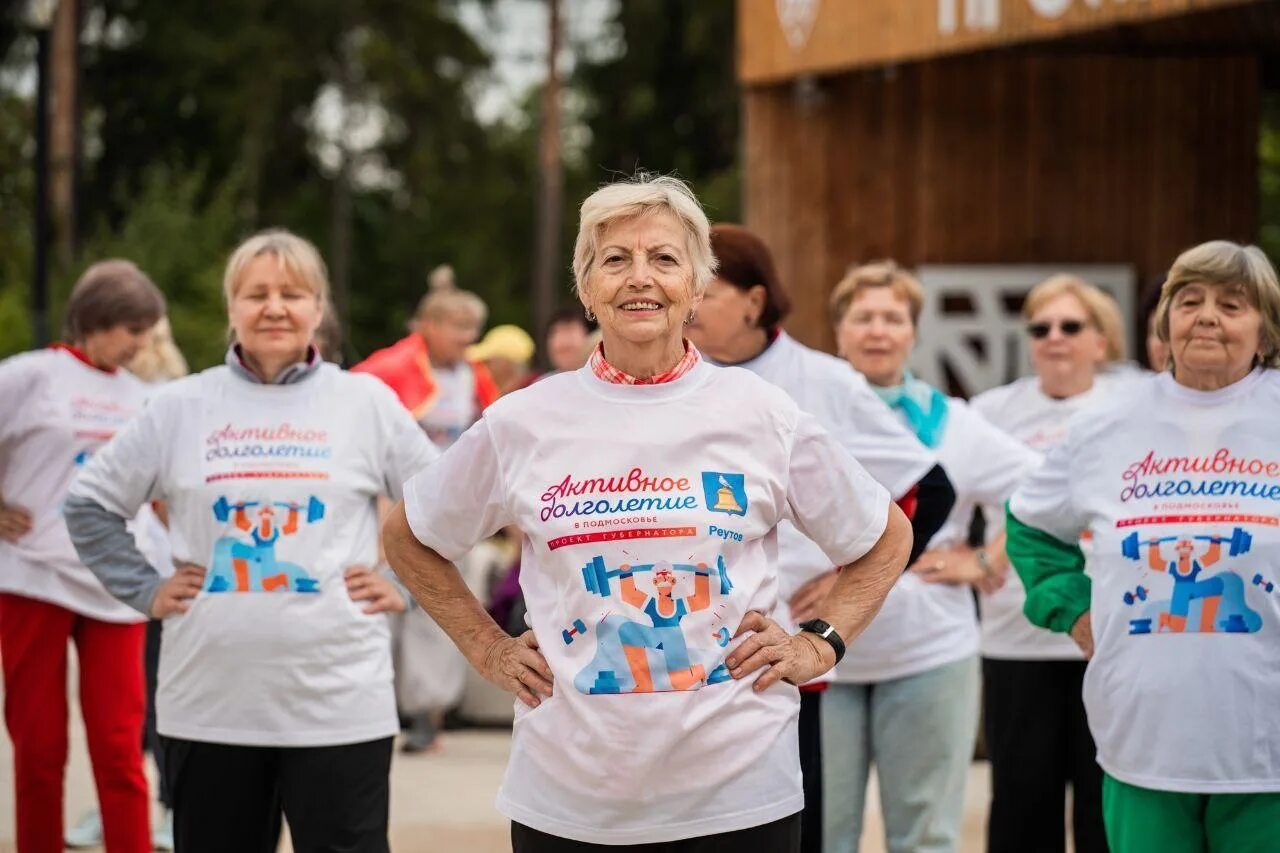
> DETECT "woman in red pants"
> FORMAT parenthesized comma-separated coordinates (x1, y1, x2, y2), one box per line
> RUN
(0, 260, 165, 852)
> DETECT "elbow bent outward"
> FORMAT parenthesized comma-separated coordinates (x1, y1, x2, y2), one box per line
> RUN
(725, 502, 913, 694)
(381, 503, 555, 709)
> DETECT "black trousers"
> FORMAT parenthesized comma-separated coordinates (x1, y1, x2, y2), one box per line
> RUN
(143, 619, 171, 808)
(983, 658, 1108, 853)
(797, 689, 822, 853)
(512, 812, 801, 852)
(161, 735, 393, 853)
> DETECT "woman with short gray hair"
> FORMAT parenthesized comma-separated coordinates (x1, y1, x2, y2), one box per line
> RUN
(382, 174, 914, 851)
(1008, 240, 1280, 850)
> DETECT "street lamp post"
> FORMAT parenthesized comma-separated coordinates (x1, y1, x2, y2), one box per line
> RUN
(26, 0, 58, 347)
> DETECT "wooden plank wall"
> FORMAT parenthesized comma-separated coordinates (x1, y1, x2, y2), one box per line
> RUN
(743, 53, 1260, 352)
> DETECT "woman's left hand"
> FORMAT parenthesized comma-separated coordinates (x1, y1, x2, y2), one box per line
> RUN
(909, 547, 1004, 593)
(345, 564, 408, 614)
(726, 611, 836, 692)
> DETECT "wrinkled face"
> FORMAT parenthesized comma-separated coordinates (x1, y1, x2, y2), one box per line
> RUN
(419, 309, 482, 366)
(1168, 282, 1263, 381)
(547, 319, 591, 372)
(685, 277, 766, 362)
(583, 211, 698, 349)
(82, 322, 154, 371)
(228, 255, 323, 364)
(836, 287, 916, 387)
(1027, 293, 1107, 381)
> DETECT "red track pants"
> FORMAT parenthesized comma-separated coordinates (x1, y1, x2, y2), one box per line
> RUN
(0, 593, 149, 852)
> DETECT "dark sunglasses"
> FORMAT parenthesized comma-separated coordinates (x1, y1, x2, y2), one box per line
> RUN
(1027, 319, 1087, 339)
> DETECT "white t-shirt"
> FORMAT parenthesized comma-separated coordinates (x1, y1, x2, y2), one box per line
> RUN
(726, 333, 935, 634)
(0, 348, 148, 623)
(70, 364, 437, 747)
(1009, 368, 1280, 793)
(419, 361, 478, 449)
(402, 360, 891, 844)
(836, 399, 1041, 683)
(972, 375, 1119, 659)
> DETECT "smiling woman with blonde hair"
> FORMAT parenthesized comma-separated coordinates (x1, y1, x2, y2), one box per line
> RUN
(65, 229, 437, 853)
(382, 174, 914, 851)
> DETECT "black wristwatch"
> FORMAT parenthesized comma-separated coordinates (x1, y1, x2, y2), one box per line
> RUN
(798, 619, 846, 666)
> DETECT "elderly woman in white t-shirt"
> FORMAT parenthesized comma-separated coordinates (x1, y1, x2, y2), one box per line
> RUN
(969, 274, 1128, 853)
(686, 223, 956, 853)
(824, 262, 1041, 853)
(65, 230, 436, 853)
(1007, 240, 1280, 852)
(382, 174, 914, 852)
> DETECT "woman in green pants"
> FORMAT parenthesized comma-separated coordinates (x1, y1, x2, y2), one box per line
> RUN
(1006, 240, 1280, 852)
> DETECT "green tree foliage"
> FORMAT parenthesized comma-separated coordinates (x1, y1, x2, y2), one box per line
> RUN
(1, 0, 741, 366)
(568, 0, 739, 222)
(1259, 93, 1280, 263)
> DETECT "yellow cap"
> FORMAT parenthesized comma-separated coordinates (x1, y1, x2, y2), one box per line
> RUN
(466, 324, 536, 363)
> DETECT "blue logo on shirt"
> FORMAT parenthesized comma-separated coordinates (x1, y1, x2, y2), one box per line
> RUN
(702, 472, 747, 517)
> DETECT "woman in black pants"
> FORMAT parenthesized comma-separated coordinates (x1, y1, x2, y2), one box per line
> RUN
(66, 230, 436, 852)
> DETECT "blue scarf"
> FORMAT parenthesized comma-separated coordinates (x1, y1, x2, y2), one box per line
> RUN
(872, 371, 949, 448)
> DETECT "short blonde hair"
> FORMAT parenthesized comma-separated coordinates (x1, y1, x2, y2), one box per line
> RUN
(1022, 274, 1127, 363)
(1155, 240, 1280, 369)
(572, 174, 717, 303)
(128, 317, 189, 382)
(829, 261, 924, 327)
(223, 229, 330, 307)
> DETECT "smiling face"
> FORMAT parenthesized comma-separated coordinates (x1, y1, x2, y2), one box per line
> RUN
(835, 287, 916, 387)
(1167, 282, 1263, 386)
(582, 211, 697, 351)
(228, 254, 324, 365)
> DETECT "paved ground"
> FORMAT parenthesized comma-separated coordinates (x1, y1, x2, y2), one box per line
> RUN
(0, 679, 1016, 852)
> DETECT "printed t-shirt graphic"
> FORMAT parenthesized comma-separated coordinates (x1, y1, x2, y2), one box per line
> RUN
(69, 364, 436, 748)
(200, 418, 334, 596)
(401, 361, 891, 845)
(573, 554, 733, 694)
(205, 495, 323, 593)
(1009, 368, 1280, 793)
(1116, 528, 1261, 634)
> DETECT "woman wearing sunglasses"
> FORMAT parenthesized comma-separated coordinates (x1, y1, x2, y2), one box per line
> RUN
(969, 274, 1128, 853)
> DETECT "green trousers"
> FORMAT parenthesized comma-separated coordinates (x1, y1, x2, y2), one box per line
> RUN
(1103, 774, 1280, 853)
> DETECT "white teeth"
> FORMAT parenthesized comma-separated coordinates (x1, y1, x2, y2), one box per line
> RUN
(621, 301, 662, 311)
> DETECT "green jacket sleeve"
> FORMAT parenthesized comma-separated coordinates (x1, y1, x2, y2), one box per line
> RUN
(1005, 503, 1090, 634)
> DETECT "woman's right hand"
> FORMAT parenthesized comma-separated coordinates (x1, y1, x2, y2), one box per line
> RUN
(0, 502, 34, 543)
(150, 562, 207, 618)
(481, 630, 554, 709)
(1070, 611, 1094, 659)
